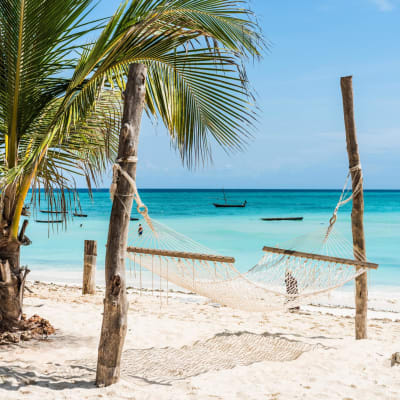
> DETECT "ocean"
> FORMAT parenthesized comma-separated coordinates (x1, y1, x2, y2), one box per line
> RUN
(24, 189, 400, 289)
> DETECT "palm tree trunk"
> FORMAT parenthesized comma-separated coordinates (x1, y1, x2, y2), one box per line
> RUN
(96, 63, 148, 387)
(0, 186, 30, 328)
(0, 242, 22, 324)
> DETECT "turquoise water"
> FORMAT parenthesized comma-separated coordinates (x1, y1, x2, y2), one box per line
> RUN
(23, 190, 400, 287)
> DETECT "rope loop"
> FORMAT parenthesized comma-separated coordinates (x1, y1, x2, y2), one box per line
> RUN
(116, 156, 138, 164)
(325, 165, 363, 240)
(329, 214, 337, 227)
(137, 204, 148, 216)
(349, 163, 361, 172)
(109, 163, 157, 236)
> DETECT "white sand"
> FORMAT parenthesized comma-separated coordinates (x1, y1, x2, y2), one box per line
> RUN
(1, 281, 400, 400)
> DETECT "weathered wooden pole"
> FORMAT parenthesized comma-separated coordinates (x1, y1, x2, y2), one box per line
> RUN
(96, 63, 147, 386)
(340, 75, 368, 340)
(82, 240, 97, 295)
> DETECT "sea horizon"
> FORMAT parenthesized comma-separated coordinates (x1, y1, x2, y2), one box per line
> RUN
(33, 188, 400, 192)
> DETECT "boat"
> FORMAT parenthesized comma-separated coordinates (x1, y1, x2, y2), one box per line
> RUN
(40, 210, 68, 214)
(261, 217, 303, 221)
(73, 213, 88, 218)
(213, 201, 247, 208)
(35, 219, 63, 223)
(130, 217, 139, 221)
(213, 189, 247, 208)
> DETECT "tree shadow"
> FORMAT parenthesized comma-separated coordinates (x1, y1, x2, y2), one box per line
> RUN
(0, 330, 329, 391)
(0, 364, 95, 392)
(0, 333, 96, 354)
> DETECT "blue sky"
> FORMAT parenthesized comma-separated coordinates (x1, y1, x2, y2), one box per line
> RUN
(84, 0, 400, 189)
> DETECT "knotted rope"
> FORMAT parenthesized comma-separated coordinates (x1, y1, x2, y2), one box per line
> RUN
(110, 157, 156, 235)
(325, 163, 363, 240)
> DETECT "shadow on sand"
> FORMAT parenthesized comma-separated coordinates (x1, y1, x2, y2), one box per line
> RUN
(0, 330, 325, 390)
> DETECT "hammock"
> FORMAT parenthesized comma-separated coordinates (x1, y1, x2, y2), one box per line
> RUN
(126, 220, 377, 311)
(112, 163, 378, 311)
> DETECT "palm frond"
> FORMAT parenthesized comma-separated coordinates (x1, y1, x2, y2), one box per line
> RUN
(144, 49, 256, 165)
(0, 0, 263, 235)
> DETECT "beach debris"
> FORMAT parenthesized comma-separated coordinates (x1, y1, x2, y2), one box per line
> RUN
(391, 352, 400, 367)
(0, 314, 55, 345)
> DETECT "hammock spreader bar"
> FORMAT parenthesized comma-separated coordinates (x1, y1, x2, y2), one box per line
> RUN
(127, 246, 235, 263)
(262, 246, 378, 270)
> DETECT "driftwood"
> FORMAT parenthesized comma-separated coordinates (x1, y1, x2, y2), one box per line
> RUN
(96, 64, 148, 387)
(341, 76, 368, 340)
(82, 240, 97, 295)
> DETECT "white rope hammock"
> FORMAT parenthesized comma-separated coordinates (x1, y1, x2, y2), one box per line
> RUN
(112, 162, 378, 312)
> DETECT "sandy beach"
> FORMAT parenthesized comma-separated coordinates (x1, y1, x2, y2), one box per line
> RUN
(0, 281, 399, 400)
(1, 0, 399, 398)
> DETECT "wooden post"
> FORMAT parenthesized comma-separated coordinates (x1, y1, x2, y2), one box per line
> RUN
(96, 63, 147, 386)
(83, 240, 97, 295)
(340, 75, 368, 340)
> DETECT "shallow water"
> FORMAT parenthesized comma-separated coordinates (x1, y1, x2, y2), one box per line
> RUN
(24, 189, 400, 287)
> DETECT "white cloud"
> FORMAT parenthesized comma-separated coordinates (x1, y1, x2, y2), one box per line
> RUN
(370, 0, 396, 11)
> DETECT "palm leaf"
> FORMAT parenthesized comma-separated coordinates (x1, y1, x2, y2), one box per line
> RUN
(0, 0, 263, 235)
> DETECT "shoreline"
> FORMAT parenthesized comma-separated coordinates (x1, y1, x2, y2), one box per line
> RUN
(25, 279, 400, 321)
(27, 265, 400, 315)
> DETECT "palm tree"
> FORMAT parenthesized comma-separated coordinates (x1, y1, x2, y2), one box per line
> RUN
(95, 0, 263, 386)
(0, 0, 261, 357)
(0, 0, 123, 327)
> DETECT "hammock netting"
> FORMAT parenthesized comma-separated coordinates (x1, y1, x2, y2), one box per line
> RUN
(126, 218, 375, 312)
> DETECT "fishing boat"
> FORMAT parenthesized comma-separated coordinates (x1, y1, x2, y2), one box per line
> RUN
(35, 219, 63, 223)
(73, 212, 88, 218)
(261, 217, 303, 221)
(40, 210, 68, 214)
(213, 189, 247, 208)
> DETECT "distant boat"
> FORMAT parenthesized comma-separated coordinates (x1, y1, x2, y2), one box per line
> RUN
(213, 189, 247, 208)
(73, 212, 88, 218)
(261, 217, 303, 221)
(40, 210, 68, 214)
(36, 219, 63, 223)
(130, 217, 139, 221)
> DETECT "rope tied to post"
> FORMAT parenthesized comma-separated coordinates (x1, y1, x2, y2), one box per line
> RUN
(110, 157, 156, 235)
(325, 163, 363, 240)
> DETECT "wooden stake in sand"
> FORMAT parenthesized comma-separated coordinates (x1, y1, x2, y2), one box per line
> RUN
(96, 63, 148, 386)
(82, 240, 97, 295)
(340, 75, 368, 340)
